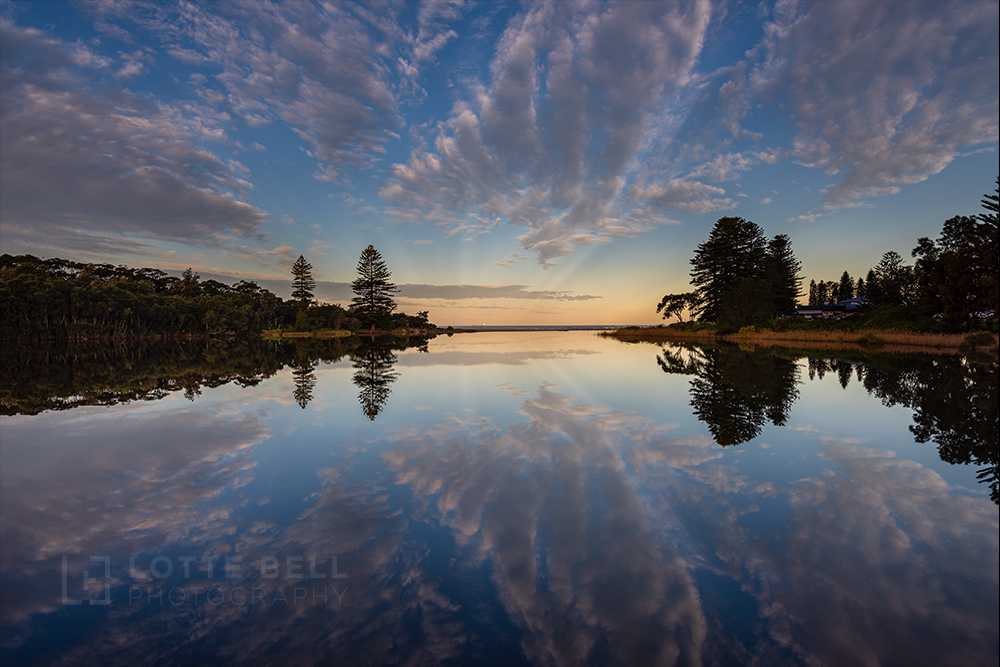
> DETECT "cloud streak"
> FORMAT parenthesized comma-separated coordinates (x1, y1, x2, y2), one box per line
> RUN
(1, 0, 996, 272)
(720, 1, 999, 206)
(380, 1, 714, 265)
(192, 274, 602, 302)
(0, 15, 269, 256)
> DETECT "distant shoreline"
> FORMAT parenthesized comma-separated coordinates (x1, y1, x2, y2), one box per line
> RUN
(445, 325, 625, 332)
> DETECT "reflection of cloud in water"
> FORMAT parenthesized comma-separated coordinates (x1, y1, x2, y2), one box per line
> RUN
(3, 380, 995, 665)
(70, 461, 466, 667)
(683, 441, 999, 666)
(395, 348, 600, 367)
(0, 406, 266, 624)
(384, 384, 709, 666)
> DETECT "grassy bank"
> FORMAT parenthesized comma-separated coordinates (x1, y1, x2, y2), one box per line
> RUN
(261, 327, 443, 339)
(262, 329, 353, 339)
(603, 325, 998, 355)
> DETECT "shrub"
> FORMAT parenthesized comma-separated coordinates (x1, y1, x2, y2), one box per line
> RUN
(857, 332, 885, 347)
(958, 331, 997, 357)
(962, 331, 995, 347)
(853, 306, 937, 332)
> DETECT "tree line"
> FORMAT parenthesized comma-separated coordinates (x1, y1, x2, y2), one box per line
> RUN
(658, 178, 998, 333)
(0, 244, 434, 339)
(286, 244, 434, 333)
(805, 179, 998, 329)
(657, 217, 802, 333)
(0, 257, 284, 339)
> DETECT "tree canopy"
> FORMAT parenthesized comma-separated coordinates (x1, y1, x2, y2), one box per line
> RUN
(912, 178, 999, 329)
(766, 234, 803, 313)
(0, 254, 282, 338)
(866, 251, 916, 307)
(687, 217, 803, 331)
(350, 245, 399, 326)
(290, 255, 316, 306)
(656, 292, 697, 323)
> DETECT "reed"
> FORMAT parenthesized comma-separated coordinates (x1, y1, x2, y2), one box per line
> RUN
(261, 329, 352, 339)
(602, 326, 997, 354)
(728, 328, 968, 348)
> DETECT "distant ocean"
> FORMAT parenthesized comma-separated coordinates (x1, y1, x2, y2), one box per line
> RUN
(449, 325, 636, 331)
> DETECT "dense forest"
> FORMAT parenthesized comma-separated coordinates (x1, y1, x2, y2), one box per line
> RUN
(0, 256, 281, 338)
(0, 245, 434, 339)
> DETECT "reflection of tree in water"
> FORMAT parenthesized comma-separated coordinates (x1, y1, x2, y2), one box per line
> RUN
(832, 355, 999, 504)
(292, 363, 317, 409)
(677, 346, 800, 447)
(0, 339, 286, 415)
(289, 341, 320, 409)
(797, 353, 999, 504)
(912, 359, 998, 504)
(660, 343, 998, 501)
(3, 335, 428, 419)
(351, 345, 400, 420)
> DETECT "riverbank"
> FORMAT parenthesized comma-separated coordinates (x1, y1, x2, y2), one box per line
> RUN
(601, 326, 999, 356)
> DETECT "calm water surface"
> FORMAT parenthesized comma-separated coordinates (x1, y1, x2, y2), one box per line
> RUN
(1, 332, 997, 666)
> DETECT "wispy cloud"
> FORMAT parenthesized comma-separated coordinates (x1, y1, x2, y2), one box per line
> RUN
(494, 251, 528, 269)
(399, 284, 601, 301)
(2, 0, 996, 273)
(380, 1, 713, 266)
(0, 15, 269, 256)
(720, 1, 999, 206)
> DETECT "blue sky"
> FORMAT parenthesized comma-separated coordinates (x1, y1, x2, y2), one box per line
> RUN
(1, 0, 997, 325)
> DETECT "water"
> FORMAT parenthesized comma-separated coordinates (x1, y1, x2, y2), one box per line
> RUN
(1, 332, 997, 666)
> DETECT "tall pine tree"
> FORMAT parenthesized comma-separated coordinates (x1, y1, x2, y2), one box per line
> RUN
(350, 245, 398, 326)
(690, 217, 768, 324)
(290, 255, 316, 306)
(838, 271, 854, 300)
(766, 234, 803, 312)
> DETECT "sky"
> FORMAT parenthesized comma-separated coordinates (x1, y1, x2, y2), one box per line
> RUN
(0, 0, 997, 325)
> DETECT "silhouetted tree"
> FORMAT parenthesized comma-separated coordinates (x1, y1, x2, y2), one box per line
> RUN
(690, 217, 768, 325)
(350, 245, 398, 327)
(838, 271, 854, 300)
(912, 178, 1000, 328)
(867, 251, 915, 307)
(290, 255, 316, 308)
(656, 292, 697, 323)
(0, 254, 282, 338)
(816, 280, 830, 305)
(766, 234, 803, 312)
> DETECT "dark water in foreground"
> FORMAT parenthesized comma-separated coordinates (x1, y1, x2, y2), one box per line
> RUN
(1, 332, 997, 666)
